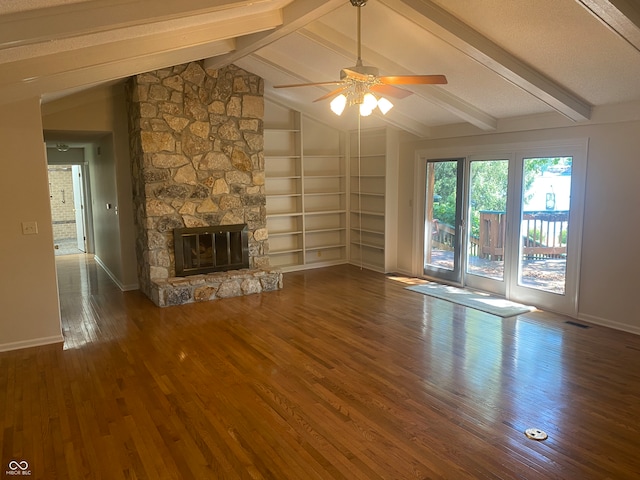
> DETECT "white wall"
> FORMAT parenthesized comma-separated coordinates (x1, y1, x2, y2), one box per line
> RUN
(397, 118, 640, 335)
(0, 98, 63, 351)
(87, 136, 126, 285)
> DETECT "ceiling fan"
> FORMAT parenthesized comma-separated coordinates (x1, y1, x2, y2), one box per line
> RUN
(273, 0, 447, 116)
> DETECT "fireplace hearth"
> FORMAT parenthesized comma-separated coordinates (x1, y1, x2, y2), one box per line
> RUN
(174, 224, 249, 277)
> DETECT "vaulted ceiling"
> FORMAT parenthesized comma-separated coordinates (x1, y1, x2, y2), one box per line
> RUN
(2, 0, 639, 137)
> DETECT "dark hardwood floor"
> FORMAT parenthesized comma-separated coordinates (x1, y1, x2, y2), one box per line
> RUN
(1, 255, 639, 479)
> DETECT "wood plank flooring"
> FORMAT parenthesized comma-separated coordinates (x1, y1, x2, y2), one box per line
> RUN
(1, 254, 640, 479)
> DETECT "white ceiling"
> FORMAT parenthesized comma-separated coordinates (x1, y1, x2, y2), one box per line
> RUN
(2, 0, 639, 138)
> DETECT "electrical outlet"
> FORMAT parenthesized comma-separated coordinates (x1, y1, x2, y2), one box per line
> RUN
(22, 221, 38, 235)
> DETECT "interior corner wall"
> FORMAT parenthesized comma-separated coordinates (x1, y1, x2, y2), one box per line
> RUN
(396, 120, 640, 335)
(87, 135, 125, 285)
(0, 97, 63, 351)
(41, 84, 139, 290)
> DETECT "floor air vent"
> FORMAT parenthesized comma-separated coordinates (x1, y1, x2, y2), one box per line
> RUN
(565, 320, 591, 329)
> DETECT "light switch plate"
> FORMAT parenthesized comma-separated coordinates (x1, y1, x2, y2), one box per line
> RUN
(22, 221, 38, 235)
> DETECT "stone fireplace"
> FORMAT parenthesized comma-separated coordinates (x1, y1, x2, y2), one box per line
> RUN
(126, 61, 281, 307)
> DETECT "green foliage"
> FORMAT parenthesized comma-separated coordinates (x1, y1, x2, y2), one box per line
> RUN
(558, 229, 567, 245)
(468, 161, 508, 236)
(432, 199, 457, 226)
(429, 157, 567, 238)
(430, 161, 458, 227)
(528, 229, 546, 244)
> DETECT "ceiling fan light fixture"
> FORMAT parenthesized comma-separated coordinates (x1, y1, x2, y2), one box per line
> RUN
(359, 103, 374, 117)
(362, 92, 378, 111)
(377, 96, 394, 115)
(330, 94, 347, 115)
(273, 0, 447, 121)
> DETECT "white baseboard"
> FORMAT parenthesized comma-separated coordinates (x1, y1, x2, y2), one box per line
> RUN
(0, 334, 64, 353)
(391, 268, 415, 277)
(578, 313, 640, 336)
(121, 283, 139, 291)
(94, 255, 139, 292)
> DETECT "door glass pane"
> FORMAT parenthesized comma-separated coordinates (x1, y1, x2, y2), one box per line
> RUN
(519, 157, 572, 294)
(425, 160, 459, 273)
(466, 160, 508, 281)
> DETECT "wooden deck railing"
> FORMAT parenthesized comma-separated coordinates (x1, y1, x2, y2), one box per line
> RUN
(430, 210, 569, 260)
(521, 210, 569, 259)
(431, 221, 479, 257)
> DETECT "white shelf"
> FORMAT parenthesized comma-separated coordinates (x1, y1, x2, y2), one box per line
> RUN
(304, 174, 344, 179)
(307, 209, 346, 215)
(351, 210, 384, 217)
(270, 230, 303, 237)
(351, 191, 384, 197)
(351, 226, 384, 237)
(308, 227, 346, 234)
(305, 191, 347, 196)
(347, 127, 398, 273)
(266, 212, 303, 218)
(270, 248, 304, 254)
(350, 153, 385, 159)
(267, 193, 302, 198)
(264, 101, 348, 271)
(351, 241, 384, 250)
(306, 244, 346, 252)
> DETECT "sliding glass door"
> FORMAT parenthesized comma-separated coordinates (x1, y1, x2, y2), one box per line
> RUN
(508, 154, 582, 314)
(420, 145, 585, 316)
(423, 159, 464, 284)
(464, 158, 510, 296)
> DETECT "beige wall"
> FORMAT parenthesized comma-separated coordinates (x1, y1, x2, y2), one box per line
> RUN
(0, 97, 63, 351)
(397, 119, 640, 335)
(42, 84, 138, 290)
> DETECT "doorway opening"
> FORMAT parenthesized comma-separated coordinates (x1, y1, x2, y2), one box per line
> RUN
(47, 162, 90, 256)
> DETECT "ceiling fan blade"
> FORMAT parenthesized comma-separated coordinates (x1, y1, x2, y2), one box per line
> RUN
(313, 86, 349, 103)
(370, 84, 413, 99)
(274, 81, 343, 89)
(378, 74, 448, 85)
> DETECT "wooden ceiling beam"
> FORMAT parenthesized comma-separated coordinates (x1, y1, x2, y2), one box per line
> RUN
(575, 0, 640, 53)
(381, 0, 592, 122)
(0, 0, 253, 50)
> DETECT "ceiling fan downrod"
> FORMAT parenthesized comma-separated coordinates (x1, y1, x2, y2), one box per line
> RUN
(353, 0, 366, 67)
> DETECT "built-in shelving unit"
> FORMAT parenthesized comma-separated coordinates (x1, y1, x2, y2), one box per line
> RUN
(264, 101, 347, 271)
(349, 127, 398, 273)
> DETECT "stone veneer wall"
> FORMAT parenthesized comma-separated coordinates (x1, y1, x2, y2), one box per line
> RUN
(126, 62, 277, 305)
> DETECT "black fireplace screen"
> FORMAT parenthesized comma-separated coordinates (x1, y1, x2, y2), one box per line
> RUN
(173, 224, 249, 276)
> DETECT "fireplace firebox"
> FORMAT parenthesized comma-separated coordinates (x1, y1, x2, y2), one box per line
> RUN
(173, 224, 250, 277)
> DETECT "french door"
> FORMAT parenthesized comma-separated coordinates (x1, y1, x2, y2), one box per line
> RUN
(420, 145, 585, 317)
(423, 159, 464, 284)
